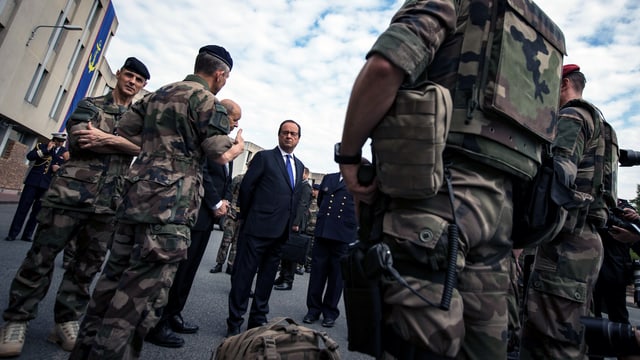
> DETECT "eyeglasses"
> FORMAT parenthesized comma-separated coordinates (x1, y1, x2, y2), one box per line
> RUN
(279, 131, 299, 137)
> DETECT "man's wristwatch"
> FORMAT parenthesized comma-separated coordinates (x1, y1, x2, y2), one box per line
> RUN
(334, 142, 361, 164)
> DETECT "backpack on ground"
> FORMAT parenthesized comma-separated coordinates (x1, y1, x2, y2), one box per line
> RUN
(213, 317, 341, 360)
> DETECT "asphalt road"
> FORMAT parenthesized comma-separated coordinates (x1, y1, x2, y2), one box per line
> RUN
(3, 200, 640, 359)
(0, 203, 372, 360)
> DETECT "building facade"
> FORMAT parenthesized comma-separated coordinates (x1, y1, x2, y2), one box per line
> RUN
(0, 0, 121, 191)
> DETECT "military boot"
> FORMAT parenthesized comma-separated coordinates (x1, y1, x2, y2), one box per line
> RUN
(47, 320, 79, 351)
(0, 321, 28, 357)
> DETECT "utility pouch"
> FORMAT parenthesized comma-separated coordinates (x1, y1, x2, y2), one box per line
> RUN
(371, 82, 452, 199)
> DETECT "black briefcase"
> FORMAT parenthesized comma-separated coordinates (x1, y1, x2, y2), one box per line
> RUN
(281, 233, 311, 263)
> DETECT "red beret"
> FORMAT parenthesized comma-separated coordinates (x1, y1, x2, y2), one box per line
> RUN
(562, 64, 580, 78)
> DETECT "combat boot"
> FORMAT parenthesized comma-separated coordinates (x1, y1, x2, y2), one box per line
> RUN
(0, 321, 28, 357)
(47, 320, 79, 351)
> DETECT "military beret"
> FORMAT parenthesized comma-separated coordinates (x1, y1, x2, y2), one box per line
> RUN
(312, 184, 320, 190)
(122, 57, 150, 80)
(562, 64, 580, 78)
(51, 132, 67, 140)
(199, 45, 233, 70)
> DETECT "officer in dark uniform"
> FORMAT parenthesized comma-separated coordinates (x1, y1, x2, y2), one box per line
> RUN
(303, 171, 357, 328)
(5, 133, 68, 241)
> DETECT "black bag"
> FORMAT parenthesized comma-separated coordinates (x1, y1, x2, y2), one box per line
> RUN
(511, 151, 593, 248)
(340, 241, 382, 358)
(281, 233, 311, 263)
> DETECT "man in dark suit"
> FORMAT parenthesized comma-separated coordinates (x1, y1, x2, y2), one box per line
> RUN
(303, 171, 357, 328)
(5, 133, 69, 242)
(226, 119, 305, 336)
(146, 99, 241, 348)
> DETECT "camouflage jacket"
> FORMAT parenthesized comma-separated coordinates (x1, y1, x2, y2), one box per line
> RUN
(554, 98, 607, 231)
(42, 92, 133, 214)
(226, 174, 244, 220)
(305, 197, 319, 236)
(116, 74, 233, 226)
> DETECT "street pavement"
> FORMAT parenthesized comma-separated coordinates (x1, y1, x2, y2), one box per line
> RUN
(2, 198, 640, 359)
(0, 202, 372, 360)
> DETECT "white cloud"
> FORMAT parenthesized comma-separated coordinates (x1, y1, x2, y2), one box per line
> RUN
(107, 0, 640, 200)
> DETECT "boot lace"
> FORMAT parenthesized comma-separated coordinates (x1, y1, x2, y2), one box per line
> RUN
(2, 322, 27, 343)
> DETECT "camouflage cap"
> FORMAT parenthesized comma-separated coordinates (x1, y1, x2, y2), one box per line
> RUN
(562, 64, 580, 78)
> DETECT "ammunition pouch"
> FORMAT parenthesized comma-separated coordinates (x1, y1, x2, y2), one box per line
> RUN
(371, 82, 452, 199)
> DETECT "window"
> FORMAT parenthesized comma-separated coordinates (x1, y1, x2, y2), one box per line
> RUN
(25, 64, 49, 105)
(50, 86, 68, 120)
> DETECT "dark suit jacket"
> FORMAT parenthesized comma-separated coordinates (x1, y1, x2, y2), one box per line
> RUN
(239, 147, 305, 238)
(192, 158, 229, 232)
(314, 172, 357, 243)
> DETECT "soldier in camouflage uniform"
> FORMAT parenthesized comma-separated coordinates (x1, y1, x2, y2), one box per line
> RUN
(70, 45, 245, 360)
(212, 173, 245, 274)
(303, 184, 320, 272)
(338, 0, 564, 358)
(0, 58, 150, 358)
(520, 65, 612, 359)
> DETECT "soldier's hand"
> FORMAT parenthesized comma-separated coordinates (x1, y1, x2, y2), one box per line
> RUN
(47, 141, 56, 151)
(74, 122, 109, 148)
(51, 164, 60, 172)
(340, 163, 377, 205)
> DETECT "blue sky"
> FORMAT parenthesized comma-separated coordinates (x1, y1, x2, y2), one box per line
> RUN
(107, 0, 640, 200)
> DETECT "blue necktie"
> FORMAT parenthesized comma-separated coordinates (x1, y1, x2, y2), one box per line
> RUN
(285, 154, 294, 189)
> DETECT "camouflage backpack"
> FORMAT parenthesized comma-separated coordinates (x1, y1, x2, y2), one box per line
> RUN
(446, 0, 566, 180)
(371, 0, 566, 199)
(213, 317, 341, 360)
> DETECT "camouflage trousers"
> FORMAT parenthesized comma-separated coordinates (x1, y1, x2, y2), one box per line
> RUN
(71, 222, 189, 360)
(3, 207, 113, 323)
(380, 157, 513, 359)
(520, 223, 603, 360)
(215, 216, 240, 266)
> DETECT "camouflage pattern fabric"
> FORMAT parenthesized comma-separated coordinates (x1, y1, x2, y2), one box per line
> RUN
(43, 92, 133, 214)
(216, 216, 240, 266)
(72, 222, 185, 359)
(216, 174, 243, 266)
(520, 100, 607, 359)
(304, 197, 318, 269)
(2, 92, 132, 327)
(520, 225, 601, 360)
(115, 74, 232, 227)
(369, 0, 565, 181)
(380, 154, 513, 358)
(358, 0, 566, 357)
(305, 197, 318, 236)
(72, 74, 232, 359)
(3, 208, 113, 323)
